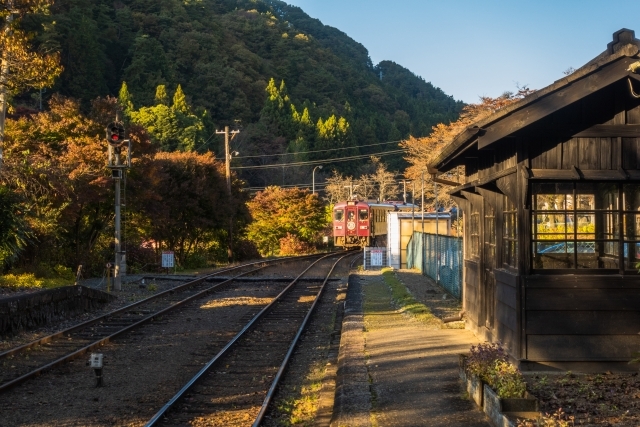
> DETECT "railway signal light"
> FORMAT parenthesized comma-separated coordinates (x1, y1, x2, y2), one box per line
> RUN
(106, 122, 125, 147)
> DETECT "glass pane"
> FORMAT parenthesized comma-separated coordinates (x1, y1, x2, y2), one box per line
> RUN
(596, 211, 619, 239)
(576, 213, 595, 239)
(535, 194, 573, 211)
(575, 194, 595, 210)
(576, 242, 618, 269)
(334, 209, 344, 221)
(624, 243, 640, 270)
(624, 184, 640, 211)
(533, 241, 575, 269)
(624, 214, 640, 239)
(359, 209, 369, 220)
(534, 214, 574, 238)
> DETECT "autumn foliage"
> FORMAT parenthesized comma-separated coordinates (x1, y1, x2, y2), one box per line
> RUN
(0, 95, 248, 273)
(246, 187, 326, 256)
(401, 89, 534, 209)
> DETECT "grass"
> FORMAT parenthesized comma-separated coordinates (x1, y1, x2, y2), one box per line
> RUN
(380, 267, 442, 327)
(0, 273, 73, 290)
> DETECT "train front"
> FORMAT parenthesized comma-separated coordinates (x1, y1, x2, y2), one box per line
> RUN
(333, 201, 370, 248)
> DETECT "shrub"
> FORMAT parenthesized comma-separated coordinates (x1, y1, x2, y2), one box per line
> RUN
(487, 360, 527, 398)
(466, 342, 527, 399)
(279, 233, 313, 256)
(466, 342, 508, 382)
(0, 272, 70, 289)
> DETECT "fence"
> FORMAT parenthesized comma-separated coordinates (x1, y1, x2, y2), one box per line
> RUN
(406, 232, 463, 300)
(363, 247, 388, 270)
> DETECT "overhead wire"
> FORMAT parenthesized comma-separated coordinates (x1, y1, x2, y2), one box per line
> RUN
(231, 149, 406, 170)
(235, 139, 404, 159)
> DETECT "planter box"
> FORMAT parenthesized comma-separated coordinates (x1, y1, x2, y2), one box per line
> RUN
(483, 384, 539, 427)
(458, 354, 468, 382)
(459, 355, 483, 407)
(466, 374, 484, 407)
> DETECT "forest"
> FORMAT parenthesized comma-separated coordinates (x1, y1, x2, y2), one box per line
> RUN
(0, 0, 470, 283)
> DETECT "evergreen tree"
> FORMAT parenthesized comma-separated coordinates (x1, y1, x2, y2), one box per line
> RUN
(172, 84, 189, 113)
(155, 85, 168, 105)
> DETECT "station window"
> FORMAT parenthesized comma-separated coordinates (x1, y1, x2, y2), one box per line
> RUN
(469, 207, 480, 259)
(503, 195, 518, 269)
(334, 209, 344, 222)
(531, 182, 619, 270)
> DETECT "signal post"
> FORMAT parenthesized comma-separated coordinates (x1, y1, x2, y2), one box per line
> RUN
(106, 121, 131, 291)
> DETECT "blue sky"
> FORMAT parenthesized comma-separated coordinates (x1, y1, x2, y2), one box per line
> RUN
(283, 0, 640, 104)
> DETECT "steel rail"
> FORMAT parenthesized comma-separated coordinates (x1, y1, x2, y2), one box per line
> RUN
(0, 254, 321, 361)
(0, 254, 326, 393)
(144, 251, 346, 427)
(252, 251, 357, 426)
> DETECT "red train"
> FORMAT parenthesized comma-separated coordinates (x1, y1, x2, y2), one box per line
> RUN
(332, 200, 415, 248)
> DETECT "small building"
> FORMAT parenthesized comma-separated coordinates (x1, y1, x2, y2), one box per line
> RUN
(386, 212, 454, 269)
(429, 29, 640, 371)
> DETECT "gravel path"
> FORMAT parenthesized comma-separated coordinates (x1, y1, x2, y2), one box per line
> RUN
(331, 268, 490, 427)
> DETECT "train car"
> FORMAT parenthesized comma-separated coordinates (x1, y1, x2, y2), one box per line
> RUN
(333, 200, 415, 248)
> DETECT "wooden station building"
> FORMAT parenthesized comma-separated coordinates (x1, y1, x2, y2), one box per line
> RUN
(429, 29, 640, 371)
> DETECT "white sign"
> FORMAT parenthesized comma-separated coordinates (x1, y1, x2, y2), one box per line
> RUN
(371, 249, 383, 266)
(162, 251, 175, 268)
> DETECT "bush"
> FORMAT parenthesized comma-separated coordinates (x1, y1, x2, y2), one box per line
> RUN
(466, 342, 508, 382)
(279, 233, 313, 256)
(466, 342, 526, 399)
(0, 272, 71, 289)
(487, 360, 527, 398)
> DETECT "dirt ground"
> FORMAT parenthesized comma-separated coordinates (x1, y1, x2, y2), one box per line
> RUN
(526, 371, 640, 426)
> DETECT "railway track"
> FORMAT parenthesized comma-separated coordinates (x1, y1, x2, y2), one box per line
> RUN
(145, 252, 354, 427)
(0, 255, 326, 394)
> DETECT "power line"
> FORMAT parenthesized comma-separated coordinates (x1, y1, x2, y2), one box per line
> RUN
(231, 149, 406, 170)
(235, 139, 403, 159)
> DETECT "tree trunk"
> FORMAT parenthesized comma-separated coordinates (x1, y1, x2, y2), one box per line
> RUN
(0, 13, 14, 170)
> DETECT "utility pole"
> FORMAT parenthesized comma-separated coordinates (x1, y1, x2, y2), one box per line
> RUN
(216, 126, 240, 263)
(401, 180, 409, 204)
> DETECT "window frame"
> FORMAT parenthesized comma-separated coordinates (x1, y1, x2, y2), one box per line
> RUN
(530, 181, 632, 274)
(502, 195, 518, 271)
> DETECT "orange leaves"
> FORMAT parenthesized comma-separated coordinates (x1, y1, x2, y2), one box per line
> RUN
(0, 27, 62, 93)
(402, 91, 533, 180)
(246, 187, 326, 256)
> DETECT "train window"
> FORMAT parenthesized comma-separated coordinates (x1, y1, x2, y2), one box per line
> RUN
(359, 209, 369, 220)
(335, 209, 344, 222)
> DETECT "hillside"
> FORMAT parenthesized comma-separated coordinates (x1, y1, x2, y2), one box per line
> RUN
(23, 0, 463, 184)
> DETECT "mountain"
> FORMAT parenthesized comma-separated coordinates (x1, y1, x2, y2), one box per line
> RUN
(25, 0, 463, 184)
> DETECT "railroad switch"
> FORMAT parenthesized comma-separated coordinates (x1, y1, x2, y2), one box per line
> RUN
(88, 353, 104, 387)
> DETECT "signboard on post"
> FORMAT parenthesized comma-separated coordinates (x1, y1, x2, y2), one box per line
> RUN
(161, 251, 175, 269)
(370, 249, 384, 266)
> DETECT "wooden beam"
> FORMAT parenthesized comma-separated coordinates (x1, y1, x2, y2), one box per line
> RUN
(572, 124, 640, 138)
(529, 168, 630, 180)
(477, 57, 637, 149)
(433, 177, 462, 187)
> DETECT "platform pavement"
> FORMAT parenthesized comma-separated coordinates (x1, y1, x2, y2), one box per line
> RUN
(330, 270, 491, 427)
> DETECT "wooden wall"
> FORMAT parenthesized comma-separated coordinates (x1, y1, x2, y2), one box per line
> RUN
(522, 275, 640, 370)
(453, 81, 640, 369)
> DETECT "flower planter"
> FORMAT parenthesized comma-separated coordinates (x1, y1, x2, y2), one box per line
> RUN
(483, 384, 539, 427)
(458, 354, 468, 382)
(459, 354, 484, 407)
(466, 374, 484, 407)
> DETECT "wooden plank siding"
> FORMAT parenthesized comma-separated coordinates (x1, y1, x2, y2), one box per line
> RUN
(523, 275, 640, 362)
(447, 49, 640, 369)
